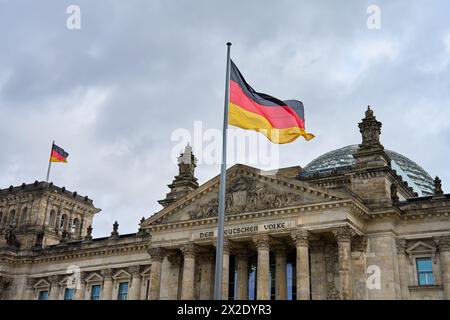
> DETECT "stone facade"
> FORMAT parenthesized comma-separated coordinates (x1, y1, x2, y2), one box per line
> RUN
(1, 107, 449, 300)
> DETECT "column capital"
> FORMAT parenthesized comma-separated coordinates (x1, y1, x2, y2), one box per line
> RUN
(148, 247, 166, 262)
(435, 235, 450, 252)
(223, 238, 232, 255)
(253, 234, 270, 250)
(0, 277, 11, 290)
(26, 277, 36, 289)
(332, 226, 355, 243)
(128, 265, 141, 276)
(48, 275, 59, 286)
(396, 238, 407, 254)
(291, 229, 309, 247)
(167, 253, 182, 266)
(353, 235, 368, 252)
(181, 243, 199, 259)
(101, 268, 113, 279)
(78, 271, 88, 283)
(213, 238, 232, 254)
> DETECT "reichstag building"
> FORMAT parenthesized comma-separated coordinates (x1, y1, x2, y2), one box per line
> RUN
(0, 107, 449, 300)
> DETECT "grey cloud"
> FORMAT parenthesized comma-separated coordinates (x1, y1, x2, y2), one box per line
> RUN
(0, 0, 449, 236)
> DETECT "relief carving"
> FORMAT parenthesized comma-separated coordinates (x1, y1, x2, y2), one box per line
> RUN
(187, 176, 305, 220)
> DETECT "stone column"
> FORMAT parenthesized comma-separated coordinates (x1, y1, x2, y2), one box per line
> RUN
(25, 278, 36, 300)
(199, 253, 215, 300)
(48, 276, 60, 300)
(309, 240, 327, 300)
(167, 254, 182, 299)
(101, 268, 113, 300)
(396, 238, 410, 299)
(437, 236, 450, 300)
(221, 239, 231, 300)
(333, 226, 354, 300)
(148, 247, 166, 300)
(73, 272, 86, 300)
(235, 249, 249, 300)
(292, 230, 310, 300)
(352, 236, 368, 300)
(253, 234, 270, 300)
(181, 243, 198, 300)
(128, 266, 142, 300)
(274, 245, 287, 300)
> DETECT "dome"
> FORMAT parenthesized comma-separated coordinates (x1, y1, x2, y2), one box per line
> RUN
(303, 145, 434, 196)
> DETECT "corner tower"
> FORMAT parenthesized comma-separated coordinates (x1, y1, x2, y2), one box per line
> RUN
(0, 181, 101, 249)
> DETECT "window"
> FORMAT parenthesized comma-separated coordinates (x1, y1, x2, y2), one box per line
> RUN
(72, 218, 80, 235)
(416, 257, 434, 286)
(38, 290, 49, 300)
(90, 285, 101, 300)
(118, 282, 129, 300)
(60, 214, 68, 230)
(20, 207, 28, 225)
(64, 288, 75, 300)
(8, 210, 16, 225)
(48, 210, 56, 227)
(0, 211, 3, 225)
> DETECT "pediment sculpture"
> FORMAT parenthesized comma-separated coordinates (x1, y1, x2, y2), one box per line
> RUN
(187, 176, 306, 219)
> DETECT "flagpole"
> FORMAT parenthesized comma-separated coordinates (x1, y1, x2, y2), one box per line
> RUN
(46, 140, 55, 182)
(214, 42, 231, 300)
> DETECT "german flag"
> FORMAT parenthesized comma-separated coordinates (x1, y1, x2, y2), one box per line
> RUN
(50, 143, 69, 163)
(228, 60, 314, 144)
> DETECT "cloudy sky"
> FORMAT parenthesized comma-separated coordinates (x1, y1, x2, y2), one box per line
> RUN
(0, 0, 449, 237)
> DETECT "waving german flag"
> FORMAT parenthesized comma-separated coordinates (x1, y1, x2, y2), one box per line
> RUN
(50, 143, 69, 163)
(228, 60, 314, 144)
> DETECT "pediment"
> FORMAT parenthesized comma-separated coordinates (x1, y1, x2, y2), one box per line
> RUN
(85, 272, 103, 282)
(406, 241, 436, 254)
(141, 266, 152, 275)
(113, 270, 131, 280)
(34, 279, 50, 289)
(144, 164, 344, 226)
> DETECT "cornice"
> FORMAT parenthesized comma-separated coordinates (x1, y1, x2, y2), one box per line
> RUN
(146, 199, 369, 232)
(0, 240, 149, 265)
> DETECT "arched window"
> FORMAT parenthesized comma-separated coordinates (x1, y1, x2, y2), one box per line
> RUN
(48, 210, 56, 227)
(20, 207, 28, 225)
(71, 218, 81, 235)
(8, 210, 16, 225)
(60, 214, 68, 230)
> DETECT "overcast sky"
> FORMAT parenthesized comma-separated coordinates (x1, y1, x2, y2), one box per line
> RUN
(0, 0, 449, 237)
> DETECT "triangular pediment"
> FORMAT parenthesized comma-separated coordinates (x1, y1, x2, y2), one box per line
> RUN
(143, 164, 345, 226)
(85, 272, 103, 282)
(406, 241, 436, 254)
(113, 270, 131, 280)
(34, 279, 50, 289)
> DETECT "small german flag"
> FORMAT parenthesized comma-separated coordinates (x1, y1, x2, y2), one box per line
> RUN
(50, 143, 69, 163)
(228, 60, 314, 144)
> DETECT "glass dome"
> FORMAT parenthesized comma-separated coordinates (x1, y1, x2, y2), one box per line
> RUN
(303, 145, 434, 196)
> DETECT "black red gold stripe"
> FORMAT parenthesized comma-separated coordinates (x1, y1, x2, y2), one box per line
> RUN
(228, 60, 314, 144)
(50, 144, 69, 163)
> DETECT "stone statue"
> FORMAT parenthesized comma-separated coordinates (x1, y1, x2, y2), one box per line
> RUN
(5, 224, 20, 248)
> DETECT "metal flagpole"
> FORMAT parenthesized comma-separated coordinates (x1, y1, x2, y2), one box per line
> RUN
(214, 42, 232, 300)
(46, 140, 55, 182)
